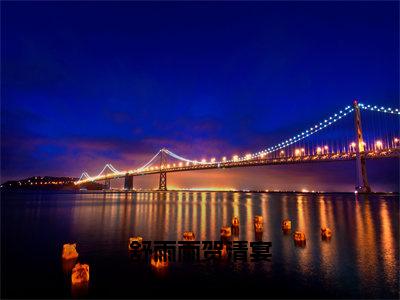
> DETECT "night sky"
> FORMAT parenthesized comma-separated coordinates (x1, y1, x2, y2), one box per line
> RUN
(2, 2, 399, 191)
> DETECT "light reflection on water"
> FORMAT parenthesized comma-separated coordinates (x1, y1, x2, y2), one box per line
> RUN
(2, 191, 399, 298)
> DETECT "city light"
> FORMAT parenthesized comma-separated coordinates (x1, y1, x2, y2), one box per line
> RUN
(232, 155, 239, 162)
(222, 156, 227, 162)
(245, 154, 252, 160)
(210, 158, 216, 163)
(316, 147, 322, 154)
(375, 140, 383, 150)
(295, 149, 301, 156)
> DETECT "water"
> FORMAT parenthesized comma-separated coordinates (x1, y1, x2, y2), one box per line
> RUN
(1, 191, 398, 298)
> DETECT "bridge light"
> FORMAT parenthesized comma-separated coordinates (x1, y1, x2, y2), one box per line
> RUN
(375, 140, 383, 150)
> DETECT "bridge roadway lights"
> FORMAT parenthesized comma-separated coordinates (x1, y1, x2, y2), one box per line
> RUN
(124, 174, 134, 190)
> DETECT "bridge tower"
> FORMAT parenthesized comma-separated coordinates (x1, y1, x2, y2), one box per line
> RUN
(159, 149, 167, 191)
(353, 100, 371, 193)
(124, 173, 133, 190)
(104, 178, 111, 190)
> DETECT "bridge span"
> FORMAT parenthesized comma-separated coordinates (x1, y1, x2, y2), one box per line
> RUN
(75, 101, 400, 192)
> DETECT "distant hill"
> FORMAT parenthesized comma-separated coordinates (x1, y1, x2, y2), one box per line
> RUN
(0, 176, 104, 191)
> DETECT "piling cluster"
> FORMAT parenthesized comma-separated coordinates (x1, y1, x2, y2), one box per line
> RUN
(278, 219, 333, 247)
(128, 236, 143, 251)
(321, 227, 332, 240)
(61, 242, 90, 294)
(150, 250, 169, 269)
(60, 214, 334, 292)
(183, 231, 196, 241)
(71, 263, 90, 285)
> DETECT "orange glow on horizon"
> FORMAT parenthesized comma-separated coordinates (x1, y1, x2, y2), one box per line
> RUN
(166, 185, 236, 191)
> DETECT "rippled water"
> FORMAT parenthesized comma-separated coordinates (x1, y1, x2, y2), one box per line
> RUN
(1, 191, 398, 298)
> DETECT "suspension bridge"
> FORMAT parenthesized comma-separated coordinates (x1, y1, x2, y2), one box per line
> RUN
(75, 101, 400, 192)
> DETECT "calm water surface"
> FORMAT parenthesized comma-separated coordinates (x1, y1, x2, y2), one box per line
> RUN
(1, 191, 399, 298)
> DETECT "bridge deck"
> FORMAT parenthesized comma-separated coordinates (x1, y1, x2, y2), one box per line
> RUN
(76, 148, 399, 184)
